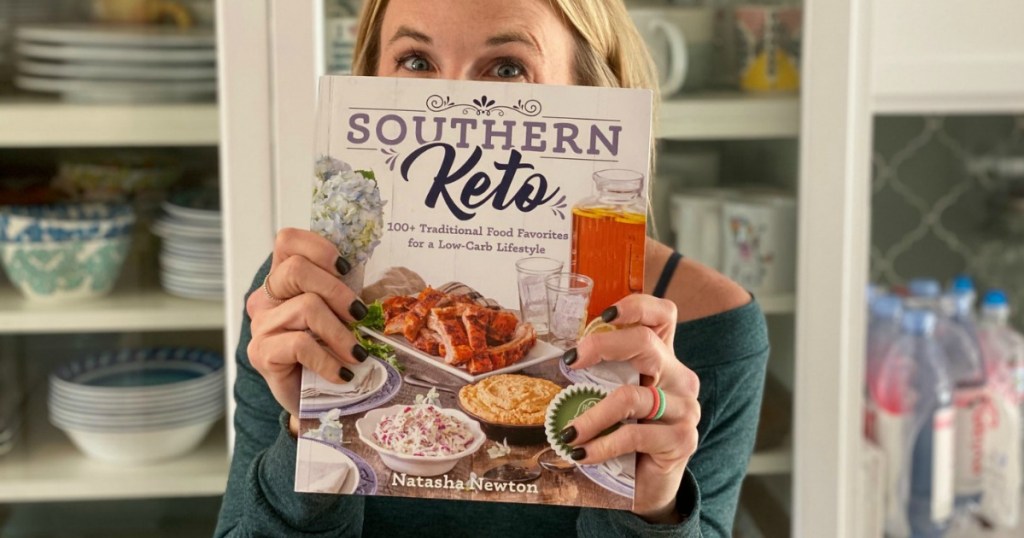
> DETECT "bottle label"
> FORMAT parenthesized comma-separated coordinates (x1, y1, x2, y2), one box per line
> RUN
(979, 387, 1022, 527)
(953, 387, 986, 498)
(875, 404, 910, 536)
(932, 407, 955, 523)
(1015, 366, 1024, 404)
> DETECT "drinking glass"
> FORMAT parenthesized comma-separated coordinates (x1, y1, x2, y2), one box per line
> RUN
(545, 273, 594, 349)
(515, 257, 564, 335)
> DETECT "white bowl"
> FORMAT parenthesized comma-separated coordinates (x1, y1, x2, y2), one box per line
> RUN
(58, 417, 219, 464)
(49, 369, 224, 400)
(355, 405, 485, 477)
(50, 404, 223, 432)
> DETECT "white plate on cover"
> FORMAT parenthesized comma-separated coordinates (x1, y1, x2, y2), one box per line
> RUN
(16, 24, 215, 48)
(295, 439, 360, 495)
(15, 75, 215, 103)
(359, 327, 562, 383)
(16, 42, 217, 64)
(18, 59, 216, 80)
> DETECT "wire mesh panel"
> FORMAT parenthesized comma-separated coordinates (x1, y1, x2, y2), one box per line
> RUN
(872, 115, 1024, 323)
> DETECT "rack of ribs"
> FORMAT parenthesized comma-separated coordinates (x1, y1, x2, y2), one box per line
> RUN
(381, 287, 537, 374)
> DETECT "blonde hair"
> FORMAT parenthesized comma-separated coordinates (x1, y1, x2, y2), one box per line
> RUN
(352, 0, 658, 95)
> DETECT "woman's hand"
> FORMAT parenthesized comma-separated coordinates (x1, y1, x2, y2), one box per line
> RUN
(245, 228, 370, 421)
(560, 294, 700, 523)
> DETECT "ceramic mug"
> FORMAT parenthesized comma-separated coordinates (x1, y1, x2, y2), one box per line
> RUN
(92, 0, 193, 27)
(670, 189, 735, 271)
(659, 7, 715, 92)
(720, 192, 797, 294)
(629, 8, 688, 96)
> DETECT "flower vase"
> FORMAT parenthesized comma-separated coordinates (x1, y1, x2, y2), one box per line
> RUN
(341, 261, 366, 298)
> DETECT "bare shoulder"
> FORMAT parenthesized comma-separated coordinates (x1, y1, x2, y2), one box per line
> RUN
(645, 240, 751, 323)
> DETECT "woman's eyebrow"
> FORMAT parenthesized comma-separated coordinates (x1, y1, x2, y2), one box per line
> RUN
(388, 25, 432, 45)
(485, 31, 540, 53)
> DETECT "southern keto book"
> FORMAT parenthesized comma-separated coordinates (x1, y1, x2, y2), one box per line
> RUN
(295, 75, 653, 511)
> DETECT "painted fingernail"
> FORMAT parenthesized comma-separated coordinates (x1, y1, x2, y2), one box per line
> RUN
(339, 367, 355, 382)
(559, 426, 578, 444)
(335, 257, 352, 276)
(601, 306, 618, 323)
(352, 344, 369, 362)
(349, 300, 368, 321)
(570, 447, 587, 461)
(561, 348, 577, 366)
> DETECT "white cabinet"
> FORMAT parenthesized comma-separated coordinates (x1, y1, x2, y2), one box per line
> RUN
(0, 95, 228, 501)
(870, 0, 1024, 113)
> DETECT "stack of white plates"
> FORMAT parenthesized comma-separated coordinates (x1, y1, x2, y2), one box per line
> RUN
(153, 191, 222, 301)
(14, 23, 215, 103)
(48, 348, 225, 464)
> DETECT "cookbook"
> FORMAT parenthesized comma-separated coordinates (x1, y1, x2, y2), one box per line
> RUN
(295, 75, 653, 511)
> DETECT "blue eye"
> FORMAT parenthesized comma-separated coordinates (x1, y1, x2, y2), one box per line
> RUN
(401, 55, 431, 72)
(493, 62, 523, 79)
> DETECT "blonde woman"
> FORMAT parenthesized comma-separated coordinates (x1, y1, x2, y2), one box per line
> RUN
(216, 1, 768, 536)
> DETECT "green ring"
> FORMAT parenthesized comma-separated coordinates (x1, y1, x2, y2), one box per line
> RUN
(653, 387, 667, 421)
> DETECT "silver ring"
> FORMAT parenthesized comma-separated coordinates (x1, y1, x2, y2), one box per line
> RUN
(263, 272, 282, 303)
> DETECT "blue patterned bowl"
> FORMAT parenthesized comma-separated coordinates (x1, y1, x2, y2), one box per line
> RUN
(0, 203, 135, 244)
(0, 235, 132, 301)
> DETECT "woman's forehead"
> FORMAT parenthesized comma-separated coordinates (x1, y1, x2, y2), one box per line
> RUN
(380, 0, 570, 49)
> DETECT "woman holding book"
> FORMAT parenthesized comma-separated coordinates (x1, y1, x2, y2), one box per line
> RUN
(216, 0, 768, 536)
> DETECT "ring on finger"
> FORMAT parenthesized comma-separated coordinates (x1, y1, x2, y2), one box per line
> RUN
(263, 272, 283, 303)
(644, 385, 667, 421)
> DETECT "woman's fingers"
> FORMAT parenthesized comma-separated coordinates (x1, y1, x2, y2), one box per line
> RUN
(565, 384, 697, 441)
(249, 329, 350, 385)
(573, 325, 675, 382)
(272, 227, 351, 277)
(250, 292, 365, 367)
(568, 423, 696, 469)
(259, 254, 366, 322)
(603, 294, 677, 343)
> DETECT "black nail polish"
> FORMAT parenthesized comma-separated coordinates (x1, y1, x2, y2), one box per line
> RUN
(339, 367, 355, 382)
(570, 447, 587, 461)
(349, 300, 368, 321)
(601, 306, 618, 323)
(352, 344, 369, 362)
(335, 257, 352, 276)
(559, 426, 578, 444)
(561, 348, 577, 366)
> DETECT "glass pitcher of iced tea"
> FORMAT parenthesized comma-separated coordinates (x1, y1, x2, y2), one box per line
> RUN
(571, 169, 647, 322)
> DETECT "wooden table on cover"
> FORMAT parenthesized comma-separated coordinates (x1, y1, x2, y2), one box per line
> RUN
(298, 347, 632, 511)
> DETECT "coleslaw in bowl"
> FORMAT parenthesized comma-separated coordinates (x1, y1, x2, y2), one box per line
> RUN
(355, 404, 485, 477)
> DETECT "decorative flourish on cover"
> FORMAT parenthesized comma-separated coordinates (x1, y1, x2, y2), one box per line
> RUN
(550, 194, 568, 220)
(426, 94, 543, 117)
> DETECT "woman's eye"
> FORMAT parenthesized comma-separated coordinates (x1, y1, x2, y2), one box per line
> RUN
(401, 55, 432, 72)
(492, 61, 523, 79)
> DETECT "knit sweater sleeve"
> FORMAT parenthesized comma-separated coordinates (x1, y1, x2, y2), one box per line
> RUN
(214, 255, 365, 537)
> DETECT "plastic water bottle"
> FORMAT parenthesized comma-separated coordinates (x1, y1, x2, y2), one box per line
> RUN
(943, 277, 988, 510)
(907, 278, 986, 510)
(975, 289, 1023, 528)
(867, 294, 904, 386)
(866, 294, 913, 537)
(903, 309, 956, 537)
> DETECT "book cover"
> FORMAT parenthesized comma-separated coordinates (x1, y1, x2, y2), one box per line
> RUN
(295, 75, 652, 511)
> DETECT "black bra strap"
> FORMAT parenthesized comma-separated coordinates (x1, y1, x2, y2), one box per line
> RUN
(653, 251, 683, 299)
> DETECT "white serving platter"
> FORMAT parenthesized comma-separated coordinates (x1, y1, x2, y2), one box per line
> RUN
(359, 327, 562, 383)
(16, 41, 217, 64)
(16, 24, 215, 48)
(15, 75, 215, 103)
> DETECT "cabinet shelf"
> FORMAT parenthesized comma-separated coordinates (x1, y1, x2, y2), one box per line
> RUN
(0, 96, 219, 148)
(747, 437, 793, 476)
(758, 294, 796, 315)
(0, 420, 228, 503)
(657, 92, 800, 140)
(0, 286, 225, 334)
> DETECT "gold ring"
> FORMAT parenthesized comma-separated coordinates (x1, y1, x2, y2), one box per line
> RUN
(263, 272, 282, 303)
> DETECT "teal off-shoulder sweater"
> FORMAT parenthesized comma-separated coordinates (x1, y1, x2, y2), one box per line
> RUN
(214, 256, 769, 537)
